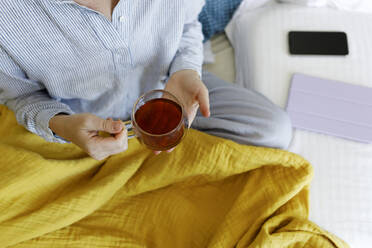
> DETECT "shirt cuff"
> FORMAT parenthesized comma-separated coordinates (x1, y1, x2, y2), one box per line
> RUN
(36, 108, 74, 143)
(169, 56, 203, 79)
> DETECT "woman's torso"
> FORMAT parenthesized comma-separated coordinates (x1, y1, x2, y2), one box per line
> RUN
(0, 0, 186, 119)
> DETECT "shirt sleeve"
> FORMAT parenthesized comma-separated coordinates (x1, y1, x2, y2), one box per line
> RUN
(0, 46, 74, 143)
(169, 0, 205, 78)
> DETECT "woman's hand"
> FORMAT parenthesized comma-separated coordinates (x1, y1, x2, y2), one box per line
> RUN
(165, 69, 210, 126)
(152, 70, 210, 155)
(49, 113, 128, 160)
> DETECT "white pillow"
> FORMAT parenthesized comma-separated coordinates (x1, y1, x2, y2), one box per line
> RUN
(231, 0, 272, 20)
(278, 0, 372, 12)
(225, 3, 372, 248)
(232, 0, 372, 19)
(278, 0, 329, 7)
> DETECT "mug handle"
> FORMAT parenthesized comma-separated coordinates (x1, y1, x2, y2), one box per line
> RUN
(123, 120, 136, 139)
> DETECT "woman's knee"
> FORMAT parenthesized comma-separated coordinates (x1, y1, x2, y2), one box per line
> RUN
(263, 108, 293, 149)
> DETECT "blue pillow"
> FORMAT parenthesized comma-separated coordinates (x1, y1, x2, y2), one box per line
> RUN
(199, 0, 243, 41)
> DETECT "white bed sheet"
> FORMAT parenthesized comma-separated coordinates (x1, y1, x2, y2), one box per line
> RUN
(225, 3, 372, 248)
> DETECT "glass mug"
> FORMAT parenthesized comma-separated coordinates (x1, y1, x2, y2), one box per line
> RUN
(123, 90, 188, 151)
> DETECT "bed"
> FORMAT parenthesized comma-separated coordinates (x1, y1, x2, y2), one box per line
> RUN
(204, 3, 372, 248)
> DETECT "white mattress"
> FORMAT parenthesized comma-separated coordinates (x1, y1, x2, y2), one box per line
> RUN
(223, 3, 372, 248)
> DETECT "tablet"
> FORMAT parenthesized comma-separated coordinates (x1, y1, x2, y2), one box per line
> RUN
(286, 74, 372, 143)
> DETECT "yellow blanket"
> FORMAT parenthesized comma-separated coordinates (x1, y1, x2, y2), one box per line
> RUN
(0, 105, 348, 248)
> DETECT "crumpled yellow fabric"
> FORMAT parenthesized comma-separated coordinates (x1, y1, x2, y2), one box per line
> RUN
(0, 105, 348, 248)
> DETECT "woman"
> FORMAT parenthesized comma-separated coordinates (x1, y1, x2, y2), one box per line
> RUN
(0, 0, 292, 160)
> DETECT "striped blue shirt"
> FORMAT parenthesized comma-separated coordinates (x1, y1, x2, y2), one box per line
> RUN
(0, 0, 204, 143)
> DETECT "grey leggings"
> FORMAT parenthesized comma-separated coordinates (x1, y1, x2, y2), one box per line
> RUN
(192, 71, 292, 149)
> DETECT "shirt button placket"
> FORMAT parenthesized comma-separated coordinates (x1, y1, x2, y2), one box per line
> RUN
(112, 5, 133, 67)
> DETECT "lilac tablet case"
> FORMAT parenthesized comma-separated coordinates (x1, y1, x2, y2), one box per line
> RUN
(286, 74, 372, 143)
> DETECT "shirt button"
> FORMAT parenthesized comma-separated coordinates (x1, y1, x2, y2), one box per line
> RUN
(119, 16, 125, 22)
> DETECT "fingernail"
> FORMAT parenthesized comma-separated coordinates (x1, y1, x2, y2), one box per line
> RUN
(113, 122, 122, 131)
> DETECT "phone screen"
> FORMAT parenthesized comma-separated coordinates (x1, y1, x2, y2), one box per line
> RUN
(288, 31, 349, 55)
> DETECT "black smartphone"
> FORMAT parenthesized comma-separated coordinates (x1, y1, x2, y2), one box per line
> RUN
(288, 31, 349, 55)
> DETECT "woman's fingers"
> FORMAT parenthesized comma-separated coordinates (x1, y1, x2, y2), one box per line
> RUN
(186, 85, 210, 126)
(197, 85, 210, 118)
(185, 103, 198, 127)
(90, 116, 123, 134)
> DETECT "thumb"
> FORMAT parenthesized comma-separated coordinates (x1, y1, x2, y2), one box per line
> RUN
(97, 118, 124, 134)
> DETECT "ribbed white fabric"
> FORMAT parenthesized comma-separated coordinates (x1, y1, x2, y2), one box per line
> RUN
(0, 0, 205, 142)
